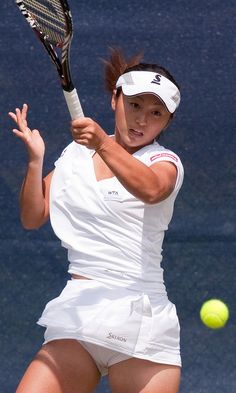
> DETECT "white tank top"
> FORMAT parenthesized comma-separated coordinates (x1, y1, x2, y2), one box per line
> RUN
(50, 140, 184, 295)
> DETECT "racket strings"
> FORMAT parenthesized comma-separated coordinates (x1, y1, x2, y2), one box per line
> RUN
(20, 0, 68, 44)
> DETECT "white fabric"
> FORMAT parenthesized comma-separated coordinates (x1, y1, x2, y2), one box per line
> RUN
(38, 279, 181, 367)
(43, 329, 131, 376)
(39, 139, 184, 365)
(49, 140, 184, 295)
(116, 71, 180, 113)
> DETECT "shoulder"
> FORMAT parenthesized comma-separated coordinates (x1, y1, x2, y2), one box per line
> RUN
(54, 141, 89, 166)
(134, 141, 183, 169)
(134, 141, 184, 193)
(59, 141, 81, 157)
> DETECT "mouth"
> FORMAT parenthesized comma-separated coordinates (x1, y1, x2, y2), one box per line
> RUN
(129, 129, 144, 137)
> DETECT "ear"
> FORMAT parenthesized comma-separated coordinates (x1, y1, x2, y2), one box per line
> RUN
(111, 90, 117, 111)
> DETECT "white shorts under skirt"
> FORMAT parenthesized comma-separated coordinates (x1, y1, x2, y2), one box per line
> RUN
(37, 279, 181, 373)
(44, 326, 132, 376)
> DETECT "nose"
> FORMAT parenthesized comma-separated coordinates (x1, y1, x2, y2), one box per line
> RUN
(136, 112, 147, 126)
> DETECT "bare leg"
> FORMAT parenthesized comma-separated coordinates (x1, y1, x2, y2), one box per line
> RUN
(16, 339, 101, 393)
(108, 358, 181, 393)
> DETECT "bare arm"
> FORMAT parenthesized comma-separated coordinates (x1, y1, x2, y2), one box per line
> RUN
(97, 138, 177, 203)
(9, 104, 53, 229)
(20, 168, 53, 229)
(96, 137, 177, 203)
(71, 118, 177, 204)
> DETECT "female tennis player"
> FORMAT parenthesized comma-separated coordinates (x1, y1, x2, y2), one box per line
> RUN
(9, 48, 184, 393)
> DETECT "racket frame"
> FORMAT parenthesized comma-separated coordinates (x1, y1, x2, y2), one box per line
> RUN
(15, 0, 84, 118)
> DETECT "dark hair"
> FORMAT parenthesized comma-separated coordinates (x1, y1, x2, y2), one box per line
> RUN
(103, 47, 180, 97)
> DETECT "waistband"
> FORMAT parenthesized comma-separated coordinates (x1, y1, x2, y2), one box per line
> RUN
(68, 265, 167, 296)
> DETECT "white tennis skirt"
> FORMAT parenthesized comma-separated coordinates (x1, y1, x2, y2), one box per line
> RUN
(37, 279, 181, 367)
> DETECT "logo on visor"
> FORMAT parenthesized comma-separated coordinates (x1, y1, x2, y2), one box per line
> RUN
(151, 74, 161, 85)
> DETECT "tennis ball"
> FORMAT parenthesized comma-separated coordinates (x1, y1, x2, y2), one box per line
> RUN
(200, 299, 229, 329)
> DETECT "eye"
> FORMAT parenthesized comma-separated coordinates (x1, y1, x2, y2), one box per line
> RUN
(129, 101, 140, 109)
(152, 110, 161, 117)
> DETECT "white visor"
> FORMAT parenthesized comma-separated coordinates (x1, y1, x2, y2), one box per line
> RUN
(116, 71, 180, 113)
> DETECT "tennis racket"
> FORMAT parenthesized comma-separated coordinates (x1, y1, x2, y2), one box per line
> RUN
(15, 0, 84, 119)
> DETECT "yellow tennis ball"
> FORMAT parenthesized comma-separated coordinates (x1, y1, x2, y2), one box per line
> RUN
(200, 299, 229, 329)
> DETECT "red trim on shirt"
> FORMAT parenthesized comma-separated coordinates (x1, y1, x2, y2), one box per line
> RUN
(150, 153, 178, 163)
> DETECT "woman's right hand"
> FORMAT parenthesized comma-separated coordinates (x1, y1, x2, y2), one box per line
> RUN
(9, 103, 45, 162)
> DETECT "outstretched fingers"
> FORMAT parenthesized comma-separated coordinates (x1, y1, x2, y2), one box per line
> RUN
(9, 104, 32, 142)
(15, 106, 29, 131)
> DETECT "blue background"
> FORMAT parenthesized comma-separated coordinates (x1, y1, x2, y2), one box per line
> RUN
(0, 1, 235, 392)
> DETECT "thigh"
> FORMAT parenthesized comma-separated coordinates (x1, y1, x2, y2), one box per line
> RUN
(108, 358, 181, 393)
(16, 339, 101, 393)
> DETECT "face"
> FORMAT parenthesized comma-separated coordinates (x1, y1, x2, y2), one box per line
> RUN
(111, 92, 172, 153)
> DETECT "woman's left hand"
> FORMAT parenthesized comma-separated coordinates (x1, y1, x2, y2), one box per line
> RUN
(71, 117, 108, 150)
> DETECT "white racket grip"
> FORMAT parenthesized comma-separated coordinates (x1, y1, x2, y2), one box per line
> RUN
(63, 88, 84, 119)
